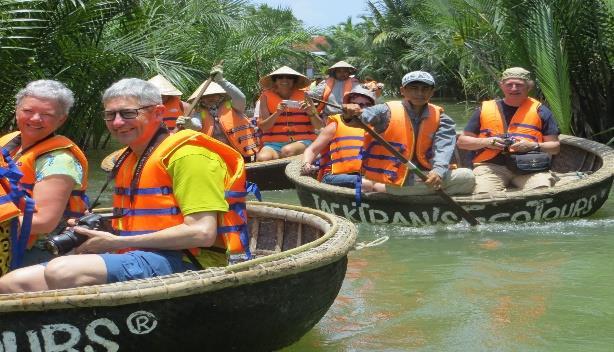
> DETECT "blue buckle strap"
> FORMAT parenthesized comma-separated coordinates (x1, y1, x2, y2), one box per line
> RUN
(10, 195, 34, 270)
(354, 174, 362, 206)
(331, 136, 364, 143)
(362, 153, 400, 162)
(510, 123, 541, 132)
(115, 186, 173, 196)
(20, 183, 34, 191)
(362, 165, 398, 177)
(321, 155, 363, 169)
(246, 182, 262, 201)
(0, 194, 12, 205)
(115, 207, 181, 216)
(508, 133, 539, 141)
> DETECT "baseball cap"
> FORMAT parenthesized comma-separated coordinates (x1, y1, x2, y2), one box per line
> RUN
(401, 71, 435, 87)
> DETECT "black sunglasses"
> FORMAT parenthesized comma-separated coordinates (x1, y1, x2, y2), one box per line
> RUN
(102, 105, 155, 121)
(273, 75, 296, 80)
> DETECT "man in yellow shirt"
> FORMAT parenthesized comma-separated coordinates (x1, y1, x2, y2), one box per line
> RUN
(0, 78, 241, 293)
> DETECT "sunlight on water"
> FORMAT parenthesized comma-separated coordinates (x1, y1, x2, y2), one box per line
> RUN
(283, 190, 614, 352)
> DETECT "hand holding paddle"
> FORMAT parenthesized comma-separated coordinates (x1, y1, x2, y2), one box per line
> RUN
(309, 96, 480, 226)
(177, 60, 224, 130)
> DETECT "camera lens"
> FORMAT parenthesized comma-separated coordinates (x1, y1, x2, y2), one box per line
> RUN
(45, 229, 88, 256)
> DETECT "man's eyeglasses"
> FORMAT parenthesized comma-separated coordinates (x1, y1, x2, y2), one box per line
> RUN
(102, 105, 155, 121)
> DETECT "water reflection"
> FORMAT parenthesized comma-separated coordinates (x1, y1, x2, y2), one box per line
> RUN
(284, 193, 614, 351)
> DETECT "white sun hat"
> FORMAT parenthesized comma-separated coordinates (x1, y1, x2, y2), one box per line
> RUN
(259, 66, 310, 90)
(148, 74, 183, 96)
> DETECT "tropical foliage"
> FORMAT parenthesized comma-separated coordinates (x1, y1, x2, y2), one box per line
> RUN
(0, 0, 313, 149)
(1, 0, 611, 145)
(324, 0, 613, 142)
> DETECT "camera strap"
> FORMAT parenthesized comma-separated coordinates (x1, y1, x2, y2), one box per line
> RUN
(90, 126, 169, 210)
(3, 133, 56, 160)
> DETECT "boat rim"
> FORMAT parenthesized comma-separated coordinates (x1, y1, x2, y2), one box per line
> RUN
(286, 134, 614, 203)
(0, 202, 357, 312)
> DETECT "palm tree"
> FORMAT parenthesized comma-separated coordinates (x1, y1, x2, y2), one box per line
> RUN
(0, 0, 313, 148)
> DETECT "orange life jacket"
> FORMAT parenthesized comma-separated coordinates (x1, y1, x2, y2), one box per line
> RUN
(0, 159, 20, 224)
(473, 98, 543, 163)
(317, 114, 365, 181)
(0, 152, 21, 275)
(162, 96, 184, 131)
(260, 89, 316, 143)
(0, 132, 89, 251)
(362, 101, 442, 186)
(111, 129, 249, 262)
(201, 100, 260, 157)
(317, 77, 359, 113)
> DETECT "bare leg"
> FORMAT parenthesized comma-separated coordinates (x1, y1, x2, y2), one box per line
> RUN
(44, 254, 108, 290)
(280, 141, 307, 158)
(0, 264, 48, 293)
(256, 146, 280, 161)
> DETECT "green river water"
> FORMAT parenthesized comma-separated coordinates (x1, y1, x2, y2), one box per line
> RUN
(85, 100, 614, 351)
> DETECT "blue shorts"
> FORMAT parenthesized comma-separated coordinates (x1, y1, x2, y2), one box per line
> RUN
(322, 173, 361, 189)
(263, 140, 313, 154)
(100, 250, 194, 283)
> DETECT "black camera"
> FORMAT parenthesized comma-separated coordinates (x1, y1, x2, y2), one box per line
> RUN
(45, 213, 104, 255)
(501, 134, 516, 147)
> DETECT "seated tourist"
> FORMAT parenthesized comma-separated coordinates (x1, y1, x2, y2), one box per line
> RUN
(456, 67, 560, 193)
(301, 86, 376, 190)
(343, 71, 475, 195)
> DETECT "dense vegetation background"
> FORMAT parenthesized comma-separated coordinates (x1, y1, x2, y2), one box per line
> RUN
(0, 0, 611, 148)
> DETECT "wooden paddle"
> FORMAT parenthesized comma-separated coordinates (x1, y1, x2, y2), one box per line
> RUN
(180, 59, 225, 126)
(310, 97, 480, 226)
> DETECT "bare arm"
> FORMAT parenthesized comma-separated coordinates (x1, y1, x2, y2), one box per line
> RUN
(457, 131, 505, 151)
(73, 211, 218, 254)
(303, 97, 323, 130)
(458, 132, 560, 155)
(27, 175, 75, 234)
(302, 122, 336, 164)
(257, 94, 284, 131)
(540, 135, 560, 155)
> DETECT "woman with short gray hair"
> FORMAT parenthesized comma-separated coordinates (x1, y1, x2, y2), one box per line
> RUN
(0, 79, 89, 276)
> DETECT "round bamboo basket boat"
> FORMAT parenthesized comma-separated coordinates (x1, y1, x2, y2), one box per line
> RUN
(286, 135, 614, 225)
(0, 202, 357, 351)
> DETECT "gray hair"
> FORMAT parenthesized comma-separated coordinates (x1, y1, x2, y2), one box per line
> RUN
(103, 78, 162, 105)
(15, 80, 75, 116)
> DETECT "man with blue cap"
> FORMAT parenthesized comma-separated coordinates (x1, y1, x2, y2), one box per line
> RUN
(342, 70, 475, 195)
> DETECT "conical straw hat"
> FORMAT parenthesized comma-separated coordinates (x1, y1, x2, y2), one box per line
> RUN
(259, 66, 310, 90)
(327, 61, 357, 75)
(187, 81, 229, 102)
(148, 75, 182, 96)
(100, 149, 124, 172)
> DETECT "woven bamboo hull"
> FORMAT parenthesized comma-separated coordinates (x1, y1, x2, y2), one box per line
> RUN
(0, 203, 357, 351)
(246, 156, 299, 191)
(286, 135, 614, 226)
(0, 259, 346, 351)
